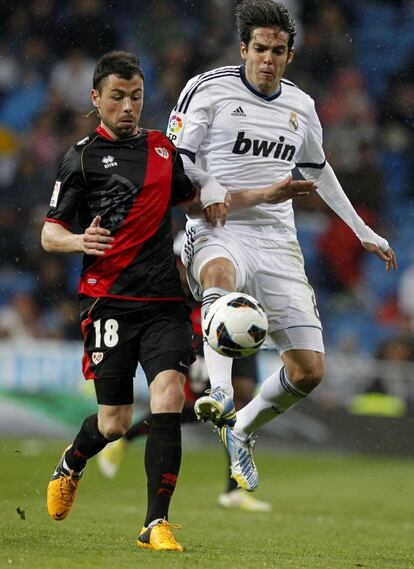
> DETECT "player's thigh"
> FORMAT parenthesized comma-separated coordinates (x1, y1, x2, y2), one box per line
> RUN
(81, 308, 139, 405)
(138, 302, 194, 386)
(269, 325, 325, 357)
(249, 239, 322, 333)
(182, 225, 246, 299)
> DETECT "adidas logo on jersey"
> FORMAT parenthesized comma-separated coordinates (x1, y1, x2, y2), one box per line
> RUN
(232, 131, 296, 161)
(102, 155, 118, 169)
(231, 106, 246, 117)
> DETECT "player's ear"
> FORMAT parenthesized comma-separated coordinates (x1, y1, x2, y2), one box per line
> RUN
(91, 88, 101, 110)
(287, 47, 295, 65)
(240, 42, 248, 61)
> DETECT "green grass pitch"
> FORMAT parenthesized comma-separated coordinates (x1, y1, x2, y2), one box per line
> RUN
(1, 438, 414, 569)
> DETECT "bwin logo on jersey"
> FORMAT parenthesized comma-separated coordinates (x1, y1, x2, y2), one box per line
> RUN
(232, 131, 296, 161)
(102, 155, 118, 169)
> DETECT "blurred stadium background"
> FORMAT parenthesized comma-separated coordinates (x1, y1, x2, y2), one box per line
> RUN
(1, 0, 414, 454)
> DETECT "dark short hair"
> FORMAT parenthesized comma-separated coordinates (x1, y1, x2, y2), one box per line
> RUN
(235, 0, 296, 50)
(93, 50, 144, 91)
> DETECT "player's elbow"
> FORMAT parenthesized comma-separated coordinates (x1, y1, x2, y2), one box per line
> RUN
(41, 226, 51, 252)
(41, 225, 54, 252)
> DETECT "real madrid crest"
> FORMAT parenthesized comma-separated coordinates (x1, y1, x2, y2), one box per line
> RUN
(289, 111, 299, 131)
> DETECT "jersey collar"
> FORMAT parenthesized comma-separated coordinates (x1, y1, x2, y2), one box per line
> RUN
(96, 125, 114, 139)
(95, 125, 143, 142)
(239, 65, 282, 101)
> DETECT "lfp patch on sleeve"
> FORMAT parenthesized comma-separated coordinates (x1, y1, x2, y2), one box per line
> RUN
(166, 113, 186, 145)
(50, 180, 62, 207)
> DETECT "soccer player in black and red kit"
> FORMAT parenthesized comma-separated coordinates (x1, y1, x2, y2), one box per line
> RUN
(42, 51, 197, 552)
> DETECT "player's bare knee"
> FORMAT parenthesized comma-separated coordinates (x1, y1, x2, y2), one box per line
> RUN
(99, 412, 132, 440)
(100, 422, 128, 441)
(151, 381, 185, 413)
(287, 363, 325, 392)
(200, 258, 236, 290)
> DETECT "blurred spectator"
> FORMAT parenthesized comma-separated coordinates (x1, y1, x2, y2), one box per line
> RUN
(0, 40, 20, 104)
(57, 0, 117, 58)
(335, 142, 385, 217)
(49, 48, 95, 112)
(316, 208, 378, 294)
(0, 292, 42, 339)
(0, 66, 47, 132)
(398, 265, 414, 332)
(319, 67, 378, 172)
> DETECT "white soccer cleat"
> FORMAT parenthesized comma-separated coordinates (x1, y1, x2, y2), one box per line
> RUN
(218, 425, 259, 491)
(218, 489, 272, 512)
(97, 439, 127, 479)
(194, 387, 236, 427)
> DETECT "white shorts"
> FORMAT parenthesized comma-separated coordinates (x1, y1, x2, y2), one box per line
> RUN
(182, 223, 324, 355)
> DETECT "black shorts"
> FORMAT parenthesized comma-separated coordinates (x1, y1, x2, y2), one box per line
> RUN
(80, 297, 193, 405)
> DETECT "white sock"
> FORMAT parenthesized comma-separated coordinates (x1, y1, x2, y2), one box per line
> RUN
(201, 286, 230, 319)
(201, 287, 234, 397)
(203, 341, 234, 397)
(235, 366, 306, 436)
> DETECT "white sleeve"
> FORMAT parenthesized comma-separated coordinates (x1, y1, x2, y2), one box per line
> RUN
(166, 76, 227, 208)
(295, 98, 326, 169)
(299, 161, 390, 251)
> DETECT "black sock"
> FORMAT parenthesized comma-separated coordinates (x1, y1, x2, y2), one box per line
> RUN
(124, 416, 151, 442)
(65, 414, 109, 471)
(181, 402, 197, 424)
(144, 413, 181, 527)
(227, 474, 238, 493)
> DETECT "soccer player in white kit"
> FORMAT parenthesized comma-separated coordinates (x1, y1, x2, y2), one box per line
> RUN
(167, 0, 397, 492)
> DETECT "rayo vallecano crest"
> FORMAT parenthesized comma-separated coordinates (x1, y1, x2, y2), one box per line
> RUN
(92, 352, 103, 365)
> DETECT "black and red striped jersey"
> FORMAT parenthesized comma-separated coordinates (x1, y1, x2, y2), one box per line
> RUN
(46, 126, 195, 301)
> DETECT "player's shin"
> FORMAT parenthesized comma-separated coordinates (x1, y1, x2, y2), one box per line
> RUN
(235, 367, 307, 435)
(144, 413, 181, 526)
(66, 413, 110, 471)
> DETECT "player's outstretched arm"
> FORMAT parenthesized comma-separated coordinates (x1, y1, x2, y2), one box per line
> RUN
(188, 177, 316, 226)
(299, 161, 397, 272)
(41, 216, 114, 256)
(227, 176, 317, 210)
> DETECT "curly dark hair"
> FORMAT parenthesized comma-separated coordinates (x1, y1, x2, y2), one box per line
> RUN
(93, 50, 144, 91)
(235, 0, 296, 50)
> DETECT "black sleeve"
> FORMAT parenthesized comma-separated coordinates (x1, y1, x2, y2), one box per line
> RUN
(45, 146, 86, 226)
(171, 150, 196, 206)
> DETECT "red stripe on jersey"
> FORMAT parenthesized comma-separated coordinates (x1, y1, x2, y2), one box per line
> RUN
(44, 217, 71, 229)
(96, 125, 113, 139)
(79, 131, 174, 297)
(81, 312, 96, 380)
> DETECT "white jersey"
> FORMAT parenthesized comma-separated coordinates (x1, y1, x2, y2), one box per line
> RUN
(166, 65, 325, 238)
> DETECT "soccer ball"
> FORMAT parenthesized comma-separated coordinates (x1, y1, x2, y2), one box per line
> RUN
(203, 292, 268, 358)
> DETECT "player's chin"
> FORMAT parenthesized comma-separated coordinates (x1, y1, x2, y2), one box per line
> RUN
(116, 122, 137, 137)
